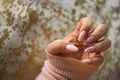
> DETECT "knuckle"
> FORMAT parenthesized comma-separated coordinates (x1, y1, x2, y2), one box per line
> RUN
(98, 24, 108, 33)
(81, 17, 92, 24)
(80, 17, 92, 31)
(82, 17, 91, 21)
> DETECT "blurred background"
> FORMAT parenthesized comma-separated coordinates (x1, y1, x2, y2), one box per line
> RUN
(0, 0, 120, 80)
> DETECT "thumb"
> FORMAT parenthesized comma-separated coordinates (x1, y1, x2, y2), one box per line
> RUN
(47, 39, 78, 55)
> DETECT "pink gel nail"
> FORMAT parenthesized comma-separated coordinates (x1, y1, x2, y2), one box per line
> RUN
(85, 36, 94, 45)
(84, 46, 96, 53)
(66, 44, 78, 52)
(81, 59, 92, 63)
(78, 30, 86, 42)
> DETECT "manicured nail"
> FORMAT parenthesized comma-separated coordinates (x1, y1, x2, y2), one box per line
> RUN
(84, 46, 96, 53)
(78, 30, 86, 42)
(82, 59, 92, 63)
(66, 44, 78, 52)
(85, 36, 95, 45)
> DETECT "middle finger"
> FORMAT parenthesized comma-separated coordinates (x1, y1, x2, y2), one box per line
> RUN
(85, 24, 108, 45)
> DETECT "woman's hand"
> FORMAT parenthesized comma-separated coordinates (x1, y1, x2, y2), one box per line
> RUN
(47, 17, 111, 66)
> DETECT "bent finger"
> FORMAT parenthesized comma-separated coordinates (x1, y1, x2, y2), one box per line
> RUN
(75, 17, 92, 32)
(76, 17, 93, 42)
(85, 24, 109, 45)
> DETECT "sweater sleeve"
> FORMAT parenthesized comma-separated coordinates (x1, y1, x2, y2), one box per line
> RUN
(35, 49, 98, 80)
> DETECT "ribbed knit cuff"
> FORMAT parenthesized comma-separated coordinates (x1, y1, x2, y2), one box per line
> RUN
(46, 49, 98, 80)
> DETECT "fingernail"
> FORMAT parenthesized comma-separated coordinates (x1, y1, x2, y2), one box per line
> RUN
(85, 36, 95, 45)
(66, 44, 78, 52)
(78, 30, 86, 42)
(82, 59, 92, 63)
(84, 46, 96, 53)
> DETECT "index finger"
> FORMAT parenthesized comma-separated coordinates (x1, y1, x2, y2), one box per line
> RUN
(74, 17, 93, 32)
(75, 17, 93, 42)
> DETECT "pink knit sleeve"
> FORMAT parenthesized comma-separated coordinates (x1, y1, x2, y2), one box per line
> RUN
(35, 49, 98, 80)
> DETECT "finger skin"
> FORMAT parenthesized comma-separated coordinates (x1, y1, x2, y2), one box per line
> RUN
(47, 40, 67, 55)
(95, 39, 111, 52)
(91, 24, 108, 40)
(75, 17, 93, 32)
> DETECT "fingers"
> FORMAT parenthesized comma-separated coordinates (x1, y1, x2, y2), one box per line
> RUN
(85, 24, 108, 45)
(75, 17, 93, 42)
(82, 54, 104, 66)
(47, 39, 78, 55)
(84, 39, 111, 53)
